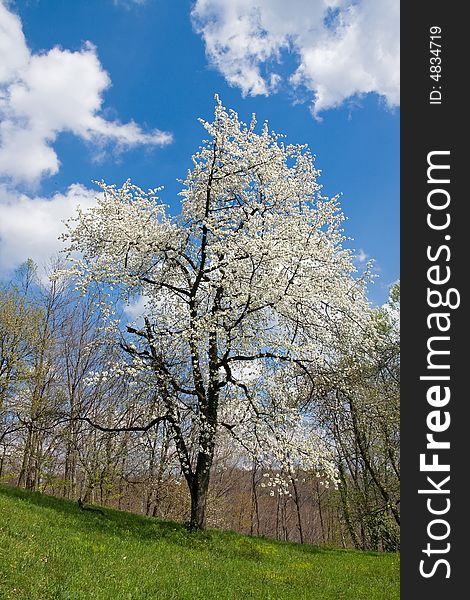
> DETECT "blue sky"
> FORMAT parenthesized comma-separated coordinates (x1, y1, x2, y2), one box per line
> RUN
(0, 0, 399, 305)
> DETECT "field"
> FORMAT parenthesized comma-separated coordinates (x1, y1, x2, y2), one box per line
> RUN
(0, 485, 399, 599)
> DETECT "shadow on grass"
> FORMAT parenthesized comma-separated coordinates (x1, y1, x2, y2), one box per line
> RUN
(0, 483, 187, 542)
(0, 484, 354, 561)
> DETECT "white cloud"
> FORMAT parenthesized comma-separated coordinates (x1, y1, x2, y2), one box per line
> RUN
(124, 295, 148, 324)
(0, 1, 28, 82)
(0, 2, 172, 185)
(192, 0, 399, 117)
(354, 248, 368, 263)
(0, 183, 98, 276)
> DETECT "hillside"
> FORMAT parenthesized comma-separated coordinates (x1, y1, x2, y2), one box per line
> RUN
(0, 485, 399, 599)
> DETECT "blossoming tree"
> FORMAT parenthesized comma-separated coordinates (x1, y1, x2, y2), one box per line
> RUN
(62, 98, 372, 530)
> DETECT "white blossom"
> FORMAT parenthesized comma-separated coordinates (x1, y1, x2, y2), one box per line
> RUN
(61, 97, 374, 508)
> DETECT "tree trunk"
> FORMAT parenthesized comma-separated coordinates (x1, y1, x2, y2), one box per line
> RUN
(187, 426, 215, 530)
(337, 464, 360, 549)
(316, 484, 326, 544)
(250, 463, 260, 536)
(0, 448, 4, 479)
(63, 427, 78, 498)
(291, 476, 304, 544)
(187, 326, 219, 530)
(18, 426, 38, 490)
(189, 468, 211, 530)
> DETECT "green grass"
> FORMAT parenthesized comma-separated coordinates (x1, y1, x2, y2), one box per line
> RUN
(0, 484, 399, 599)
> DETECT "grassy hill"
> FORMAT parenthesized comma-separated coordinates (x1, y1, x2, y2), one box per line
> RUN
(0, 484, 399, 599)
